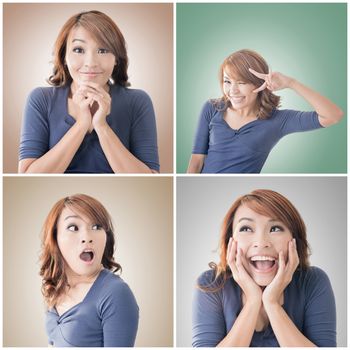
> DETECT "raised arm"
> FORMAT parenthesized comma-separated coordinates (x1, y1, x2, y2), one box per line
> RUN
(249, 68, 343, 127)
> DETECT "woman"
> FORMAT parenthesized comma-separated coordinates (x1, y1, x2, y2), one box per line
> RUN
(192, 189, 336, 347)
(188, 49, 343, 173)
(19, 10, 159, 173)
(40, 194, 139, 347)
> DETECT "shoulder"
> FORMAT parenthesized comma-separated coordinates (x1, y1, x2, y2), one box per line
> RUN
(196, 269, 225, 290)
(27, 86, 62, 101)
(198, 99, 222, 123)
(98, 270, 136, 301)
(111, 85, 152, 105)
(293, 266, 332, 291)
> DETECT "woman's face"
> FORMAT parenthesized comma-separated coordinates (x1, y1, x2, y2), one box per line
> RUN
(65, 26, 116, 88)
(56, 206, 107, 278)
(223, 70, 258, 111)
(232, 204, 293, 286)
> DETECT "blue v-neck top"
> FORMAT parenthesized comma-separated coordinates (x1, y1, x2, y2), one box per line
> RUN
(192, 267, 336, 347)
(19, 85, 159, 173)
(192, 101, 323, 173)
(46, 269, 139, 347)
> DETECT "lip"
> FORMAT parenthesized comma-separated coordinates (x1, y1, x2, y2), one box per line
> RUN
(248, 254, 278, 274)
(79, 72, 102, 77)
(79, 248, 95, 265)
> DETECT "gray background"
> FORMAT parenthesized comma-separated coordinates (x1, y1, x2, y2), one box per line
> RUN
(176, 176, 347, 346)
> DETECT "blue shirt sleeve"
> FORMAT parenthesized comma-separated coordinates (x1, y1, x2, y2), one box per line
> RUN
(192, 271, 226, 347)
(303, 267, 337, 346)
(192, 101, 216, 155)
(99, 280, 139, 347)
(129, 90, 160, 172)
(19, 87, 50, 160)
(277, 109, 323, 137)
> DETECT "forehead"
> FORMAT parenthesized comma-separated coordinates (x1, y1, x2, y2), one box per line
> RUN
(67, 26, 98, 45)
(57, 206, 92, 225)
(233, 204, 278, 225)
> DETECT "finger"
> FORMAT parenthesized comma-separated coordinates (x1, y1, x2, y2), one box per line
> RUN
(275, 251, 286, 279)
(288, 239, 299, 270)
(253, 81, 267, 93)
(249, 68, 267, 80)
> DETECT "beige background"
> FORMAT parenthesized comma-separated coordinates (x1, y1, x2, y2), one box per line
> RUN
(3, 176, 173, 346)
(3, 3, 173, 173)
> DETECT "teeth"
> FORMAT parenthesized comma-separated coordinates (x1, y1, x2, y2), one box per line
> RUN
(251, 256, 275, 262)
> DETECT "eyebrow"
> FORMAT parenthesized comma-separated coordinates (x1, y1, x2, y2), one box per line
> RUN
(64, 215, 81, 221)
(238, 217, 281, 223)
(72, 38, 86, 43)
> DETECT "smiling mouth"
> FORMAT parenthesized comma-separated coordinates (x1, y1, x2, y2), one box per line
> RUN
(250, 256, 277, 272)
(80, 250, 94, 262)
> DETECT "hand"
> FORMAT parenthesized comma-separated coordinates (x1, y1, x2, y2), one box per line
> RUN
(71, 85, 94, 129)
(249, 68, 294, 93)
(79, 81, 111, 129)
(262, 238, 299, 307)
(227, 237, 262, 305)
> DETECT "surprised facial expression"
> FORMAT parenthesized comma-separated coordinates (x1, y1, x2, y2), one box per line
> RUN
(56, 206, 107, 278)
(232, 204, 293, 286)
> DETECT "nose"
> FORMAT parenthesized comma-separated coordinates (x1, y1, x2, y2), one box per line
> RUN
(84, 51, 98, 67)
(80, 227, 93, 244)
(253, 232, 271, 248)
(229, 83, 240, 95)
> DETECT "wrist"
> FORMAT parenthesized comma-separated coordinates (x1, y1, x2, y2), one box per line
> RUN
(287, 77, 297, 89)
(94, 120, 109, 133)
(75, 118, 91, 132)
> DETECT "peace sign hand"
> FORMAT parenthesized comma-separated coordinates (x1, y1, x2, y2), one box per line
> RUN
(249, 68, 294, 93)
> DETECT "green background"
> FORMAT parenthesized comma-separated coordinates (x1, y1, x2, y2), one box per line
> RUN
(177, 3, 347, 173)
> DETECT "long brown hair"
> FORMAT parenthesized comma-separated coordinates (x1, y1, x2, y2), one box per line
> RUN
(215, 49, 281, 119)
(204, 189, 310, 290)
(48, 10, 129, 87)
(39, 194, 121, 308)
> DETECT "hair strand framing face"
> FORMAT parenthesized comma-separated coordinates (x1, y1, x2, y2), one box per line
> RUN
(39, 193, 121, 308)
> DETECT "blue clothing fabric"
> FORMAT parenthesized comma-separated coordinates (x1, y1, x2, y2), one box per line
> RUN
(192, 101, 323, 173)
(192, 267, 336, 347)
(46, 269, 139, 347)
(20, 85, 159, 173)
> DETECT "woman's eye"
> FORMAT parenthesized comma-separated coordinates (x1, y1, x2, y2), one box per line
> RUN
(224, 80, 231, 84)
(238, 82, 246, 85)
(92, 224, 102, 230)
(98, 48, 109, 54)
(270, 225, 284, 233)
(239, 226, 252, 232)
(73, 47, 84, 54)
(67, 225, 78, 232)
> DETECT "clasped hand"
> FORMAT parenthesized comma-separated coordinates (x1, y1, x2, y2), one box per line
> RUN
(72, 81, 111, 130)
(226, 237, 299, 307)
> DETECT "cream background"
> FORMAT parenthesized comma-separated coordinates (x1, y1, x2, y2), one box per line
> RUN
(3, 3, 173, 173)
(3, 176, 173, 346)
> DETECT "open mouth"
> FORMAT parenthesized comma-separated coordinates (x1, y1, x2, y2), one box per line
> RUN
(79, 249, 94, 263)
(230, 96, 245, 104)
(249, 255, 276, 272)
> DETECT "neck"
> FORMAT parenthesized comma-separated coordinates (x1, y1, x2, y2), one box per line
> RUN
(230, 102, 259, 118)
(65, 265, 103, 288)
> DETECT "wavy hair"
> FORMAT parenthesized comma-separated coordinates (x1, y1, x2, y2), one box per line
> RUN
(201, 189, 310, 291)
(39, 194, 121, 308)
(48, 10, 129, 87)
(214, 49, 281, 119)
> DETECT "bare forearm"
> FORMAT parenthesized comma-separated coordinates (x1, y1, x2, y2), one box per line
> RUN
(264, 302, 316, 347)
(187, 154, 205, 173)
(289, 79, 343, 126)
(20, 121, 89, 173)
(217, 301, 260, 347)
(95, 123, 154, 173)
